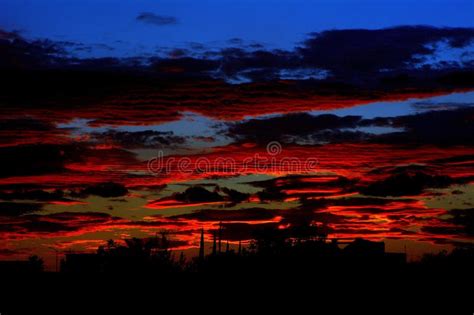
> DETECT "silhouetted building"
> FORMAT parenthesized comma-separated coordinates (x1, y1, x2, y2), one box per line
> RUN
(344, 238, 385, 256)
(0, 255, 43, 273)
(61, 253, 102, 273)
(343, 238, 406, 266)
(0, 260, 42, 273)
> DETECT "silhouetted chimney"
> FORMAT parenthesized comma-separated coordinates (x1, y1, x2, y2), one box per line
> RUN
(218, 222, 222, 253)
(212, 230, 217, 255)
(226, 241, 229, 253)
(199, 228, 205, 260)
(238, 240, 242, 255)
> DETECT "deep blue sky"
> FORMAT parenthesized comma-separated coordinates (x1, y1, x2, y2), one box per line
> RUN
(2, 0, 474, 57)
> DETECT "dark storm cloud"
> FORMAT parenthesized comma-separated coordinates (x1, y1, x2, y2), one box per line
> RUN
(0, 144, 82, 178)
(366, 107, 474, 145)
(247, 175, 358, 202)
(150, 56, 219, 77)
(170, 208, 276, 222)
(174, 186, 224, 203)
(360, 171, 454, 197)
(0, 202, 43, 216)
(305, 129, 370, 144)
(421, 214, 474, 244)
(368, 164, 433, 175)
(430, 154, 474, 164)
(91, 130, 186, 149)
(411, 100, 474, 111)
(223, 106, 474, 147)
(226, 113, 362, 144)
(0, 212, 119, 234)
(0, 118, 64, 146)
(2, 27, 474, 127)
(221, 187, 250, 204)
(152, 185, 251, 206)
(297, 26, 474, 75)
(72, 182, 129, 198)
(249, 174, 357, 191)
(299, 196, 416, 209)
(0, 30, 68, 68)
(0, 211, 188, 238)
(166, 48, 190, 58)
(421, 225, 462, 236)
(447, 209, 474, 236)
(214, 47, 296, 80)
(0, 118, 54, 131)
(136, 12, 178, 26)
(158, 26, 474, 81)
(421, 208, 474, 237)
(227, 117, 362, 146)
(0, 189, 68, 202)
(0, 29, 22, 41)
(177, 26, 474, 82)
(4, 25, 474, 80)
